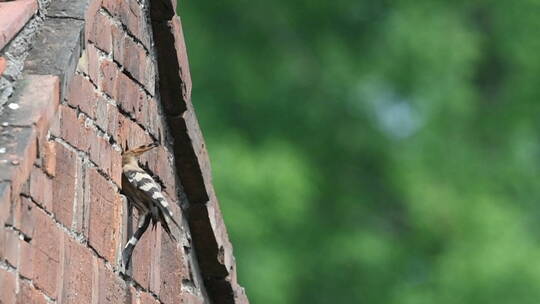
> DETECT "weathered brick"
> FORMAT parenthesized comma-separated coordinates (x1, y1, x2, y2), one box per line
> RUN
(101, 0, 119, 15)
(0, 268, 16, 304)
(122, 37, 145, 84)
(94, 98, 114, 133)
(32, 208, 60, 299)
(67, 74, 97, 119)
(14, 196, 35, 238)
(41, 140, 56, 177)
(30, 167, 53, 212)
(140, 292, 160, 304)
(3, 229, 19, 267)
(89, 12, 113, 53)
(88, 134, 121, 184)
(138, 97, 164, 142)
(18, 239, 33, 279)
(149, 227, 162, 296)
(97, 259, 128, 303)
(86, 168, 121, 262)
(160, 232, 189, 304)
(17, 280, 48, 304)
(131, 210, 152, 289)
(116, 112, 153, 152)
(59, 105, 90, 152)
(84, 0, 102, 37)
(114, 71, 144, 116)
(99, 59, 119, 97)
(86, 43, 100, 83)
(52, 143, 77, 227)
(61, 237, 93, 304)
(129, 286, 138, 304)
(171, 16, 192, 102)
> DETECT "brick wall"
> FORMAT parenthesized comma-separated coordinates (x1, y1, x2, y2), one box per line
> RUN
(0, 1, 247, 303)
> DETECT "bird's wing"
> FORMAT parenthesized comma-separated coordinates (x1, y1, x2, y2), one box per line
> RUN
(124, 169, 181, 232)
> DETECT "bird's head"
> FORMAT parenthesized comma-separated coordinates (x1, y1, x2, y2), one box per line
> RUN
(122, 143, 157, 166)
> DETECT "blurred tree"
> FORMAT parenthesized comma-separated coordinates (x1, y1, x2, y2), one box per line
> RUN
(180, 0, 540, 303)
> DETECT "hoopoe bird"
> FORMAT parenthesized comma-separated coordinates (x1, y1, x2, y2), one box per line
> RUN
(120, 143, 180, 271)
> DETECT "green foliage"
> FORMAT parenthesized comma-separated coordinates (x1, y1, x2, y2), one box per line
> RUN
(180, 0, 540, 302)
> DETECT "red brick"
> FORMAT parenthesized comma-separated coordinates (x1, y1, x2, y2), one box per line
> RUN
(86, 168, 121, 263)
(72, 159, 86, 235)
(41, 140, 56, 177)
(140, 292, 160, 304)
(122, 38, 144, 83)
(61, 237, 93, 304)
(59, 105, 88, 151)
(85, 0, 102, 37)
(49, 113, 61, 138)
(0, 268, 16, 304)
(0, 56, 6, 76)
(67, 74, 98, 119)
(52, 143, 77, 227)
(86, 43, 100, 83)
(99, 59, 119, 98)
(116, 2, 137, 32)
(138, 98, 164, 142)
(30, 167, 53, 211)
(116, 113, 153, 152)
(160, 232, 189, 304)
(101, 0, 119, 15)
(172, 16, 192, 102)
(32, 208, 60, 299)
(89, 12, 113, 53)
(131, 210, 152, 289)
(94, 98, 114, 133)
(0, 0, 38, 49)
(97, 259, 128, 303)
(14, 196, 35, 238)
(18, 239, 33, 279)
(3, 229, 19, 267)
(129, 286, 138, 304)
(149, 227, 161, 296)
(111, 150, 122, 186)
(140, 52, 155, 96)
(114, 71, 144, 116)
(17, 280, 48, 304)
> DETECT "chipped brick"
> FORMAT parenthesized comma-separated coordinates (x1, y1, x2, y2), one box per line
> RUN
(32, 208, 60, 299)
(17, 280, 48, 304)
(52, 142, 77, 227)
(61, 237, 93, 304)
(86, 168, 121, 262)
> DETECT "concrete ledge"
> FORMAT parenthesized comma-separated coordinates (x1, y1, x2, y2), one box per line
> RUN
(24, 17, 84, 101)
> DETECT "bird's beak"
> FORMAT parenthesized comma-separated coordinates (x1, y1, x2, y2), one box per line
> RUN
(133, 143, 157, 156)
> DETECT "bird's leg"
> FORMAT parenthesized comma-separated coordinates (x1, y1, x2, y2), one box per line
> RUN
(120, 211, 151, 273)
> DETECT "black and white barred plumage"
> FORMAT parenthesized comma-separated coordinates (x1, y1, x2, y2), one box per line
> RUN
(120, 143, 180, 271)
